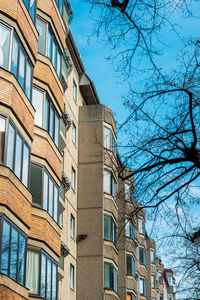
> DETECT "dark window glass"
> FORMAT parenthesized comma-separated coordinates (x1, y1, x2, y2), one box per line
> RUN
(36, 18, 46, 55)
(18, 48, 25, 89)
(30, 164, 42, 207)
(57, 49, 61, 78)
(125, 220, 134, 240)
(25, 60, 32, 99)
(139, 247, 146, 265)
(14, 133, 22, 179)
(29, 0, 36, 22)
(43, 171, 48, 210)
(24, 0, 29, 9)
(126, 254, 135, 276)
(0, 23, 11, 70)
(52, 38, 57, 69)
(47, 30, 52, 59)
(0, 218, 27, 286)
(1, 220, 10, 275)
(104, 215, 116, 244)
(104, 263, 118, 293)
(22, 143, 30, 187)
(0, 117, 5, 164)
(40, 252, 57, 299)
(10, 227, 18, 280)
(104, 169, 117, 200)
(11, 35, 19, 77)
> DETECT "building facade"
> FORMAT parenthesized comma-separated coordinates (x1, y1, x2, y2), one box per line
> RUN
(0, 0, 175, 299)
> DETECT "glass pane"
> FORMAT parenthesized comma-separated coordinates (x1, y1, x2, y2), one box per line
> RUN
(125, 220, 130, 237)
(57, 49, 61, 78)
(6, 122, 15, 170)
(46, 258, 52, 300)
(113, 268, 117, 292)
(131, 223, 134, 239)
(104, 263, 110, 288)
(72, 123, 76, 145)
(48, 177, 53, 216)
(104, 126, 111, 149)
(0, 117, 5, 164)
(30, 164, 42, 207)
(23, 0, 29, 9)
(32, 88, 44, 127)
(52, 38, 56, 69)
(22, 143, 30, 187)
(26, 250, 40, 294)
(49, 104, 54, 138)
(70, 215, 74, 238)
(104, 170, 111, 194)
(41, 253, 46, 297)
(132, 257, 135, 275)
(54, 113, 59, 147)
(18, 48, 25, 88)
(25, 60, 32, 99)
(36, 18, 46, 55)
(70, 264, 74, 289)
(47, 30, 52, 59)
(59, 0, 63, 16)
(127, 255, 132, 274)
(45, 96, 49, 131)
(1, 220, 10, 275)
(104, 215, 110, 240)
(10, 227, 18, 281)
(17, 234, 26, 285)
(52, 263, 57, 300)
(0, 24, 11, 69)
(43, 171, 48, 210)
(11, 35, 19, 77)
(112, 176, 116, 200)
(30, 0, 36, 22)
(14, 133, 22, 179)
(53, 185, 58, 222)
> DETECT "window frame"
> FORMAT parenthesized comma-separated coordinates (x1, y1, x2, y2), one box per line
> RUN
(36, 16, 62, 80)
(126, 254, 135, 277)
(0, 21, 33, 101)
(137, 277, 147, 296)
(104, 262, 118, 293)
(138, 218, 145, 235)
(72, 121, 76, 145)
(73, 80, 77, 102)
(104, 169, 117, 200)
(138, 247, 146, 266)
(104, 125, 117, 156)
(30, 163, 59, 223)
(125, 220, 135, 240)
(70, 264, 75, 290)
(0, 214, 27, 287)
(104, 214, 117, 245)
(26, 248, 58, 299)
(150, 249, 156, 264)
(151, 274, 156, 289)
(124, 182, 134, 203)
(71, 167, 76, 191)
(70, 214, 75, 239)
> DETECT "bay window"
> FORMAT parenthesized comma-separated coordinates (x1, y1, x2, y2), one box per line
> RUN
(104, 215, 117, 244)
(0, 216, 27, 286)
(0, 22, 33, 100)
(0, 115, 30, 188)
(126, 254, 135, 277)
(104, 263, 118, 293)
(104, 169, 117, 200)
(36, 17, 62, 79)
(104, 126, 117, 156)
(32, 86, 60, 147)
(125, 220, 134, 240)
(30, 164, 59, 223)
(26, 250, 57, 299)
(23, 0, 37, 22)
(137, 278, 147, 296)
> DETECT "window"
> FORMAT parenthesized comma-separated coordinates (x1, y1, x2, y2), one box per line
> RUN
(150, 249, 156, 264)
(73, 80, 77, 102)
(104, 169, 117, 200)
(55, 0, 64, 17)
(36, 17, 62, 79)
(104, 215, 116, 244)
(70, 264, 74, 290)
(159, 275, 163, 284)
(137, 278, 147, 296)
(71, 168, 76, 191)
(125, 220, 134, 240)
(23, 0, 36, 22)
(126, 254, 135, 276)
(104, 263, 117, 293)
(151, 275, 156, 289)
(168, 276, 173, 285)
(0, 216, 27, 286)
(26, 250, 57, 299)
(168, 295, 173, 300)
(4, 118, 30, 187)
(125, 182, 134, 203)
(30, 164, 59, 223)
(72, 122, 76, 145)
(137, 247, 146, 265)
(138, 218, 145, 235)
(127, 293, 136, 300)
(70, 214, 75, 239)
(32, 87, 60, 147)
(0, 22, 33, 100)
(104, 126, 117, 155)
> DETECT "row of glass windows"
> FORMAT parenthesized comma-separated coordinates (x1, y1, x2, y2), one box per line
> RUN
(0, 116, 30, 188)
(32, 87, 60, 148)
(0, 22, 33, 100)
(36, 17, 62, 79)
(30, 164, 59, 223)
(104, 169, 117, 200)
(104, 263, 118, 293)
(104, 215, 117, 245)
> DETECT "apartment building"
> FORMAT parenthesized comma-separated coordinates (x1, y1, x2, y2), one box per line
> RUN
(0, 0, 176, 299)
